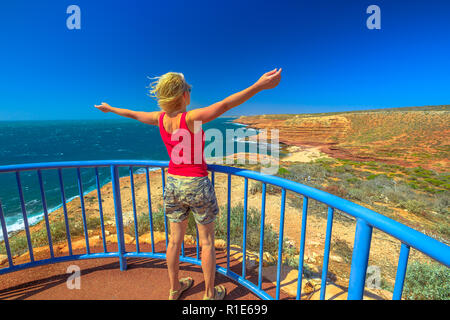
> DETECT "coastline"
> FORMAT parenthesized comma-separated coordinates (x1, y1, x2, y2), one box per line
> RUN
(231, 111, 450, 173)
(0, 121, 331, 240)
(1, 114, 446, 299)
(0, 167, 162, 241)
(228, 120, 332, 163)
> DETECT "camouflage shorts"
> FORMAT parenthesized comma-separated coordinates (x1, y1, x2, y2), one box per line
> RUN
(163, 175, 219, 225)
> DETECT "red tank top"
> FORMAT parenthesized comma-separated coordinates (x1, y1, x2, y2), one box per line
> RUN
(159, 111, 208, 177)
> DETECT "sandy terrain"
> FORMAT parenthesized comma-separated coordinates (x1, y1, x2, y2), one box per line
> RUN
(281, 145, 331, 162)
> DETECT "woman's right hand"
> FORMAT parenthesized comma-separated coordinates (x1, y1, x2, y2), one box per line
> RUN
(254, 68, 282, 91)
(94, 102, 112, 113)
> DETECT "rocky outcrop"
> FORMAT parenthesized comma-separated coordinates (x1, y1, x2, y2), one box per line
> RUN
(234, 108, 450, 172)
(235, 115, 351, 146)
(261, 264, 392, 300)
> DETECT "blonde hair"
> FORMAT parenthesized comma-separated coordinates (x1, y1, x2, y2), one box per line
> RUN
(148, 72, 192, 114)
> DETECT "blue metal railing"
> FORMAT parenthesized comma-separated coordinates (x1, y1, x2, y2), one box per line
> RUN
(0, 160, 449, 300)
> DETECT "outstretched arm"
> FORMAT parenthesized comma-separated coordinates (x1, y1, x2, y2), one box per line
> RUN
(94, 103, 162, 126)
(187, 68, 282, 124)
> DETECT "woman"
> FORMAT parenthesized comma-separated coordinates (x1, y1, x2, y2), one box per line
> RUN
(94, 68, 282, 299)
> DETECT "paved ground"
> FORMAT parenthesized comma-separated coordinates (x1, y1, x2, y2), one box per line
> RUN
(0, 242, 290, 300)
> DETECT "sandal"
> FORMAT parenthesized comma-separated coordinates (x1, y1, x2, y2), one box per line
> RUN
(169, 277, 194, 300)
(203, 285, 226, 300)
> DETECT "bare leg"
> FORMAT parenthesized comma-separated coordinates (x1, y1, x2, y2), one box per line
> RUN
(166, 219, 189, 292)
(197, 221, 216, 298)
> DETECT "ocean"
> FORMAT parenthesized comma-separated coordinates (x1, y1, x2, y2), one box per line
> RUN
(0, 117, 268, 239)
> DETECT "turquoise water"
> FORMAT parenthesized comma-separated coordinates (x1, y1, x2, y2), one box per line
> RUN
(0, 117, 264, 238)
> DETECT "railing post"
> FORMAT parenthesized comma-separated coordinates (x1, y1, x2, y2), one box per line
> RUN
(348, 219, 373, 300)
(58, 168, 73, 256)
(161, 168, 168, 250)
(275, 188, 287, 300)
(76, 168, 90, 254)
(258, 182, 267, 290)
(392, 243, 410, 300)
(320, 206, 334, 300)
(0, 201, 13, 267)
(16, 171, 34, 261)
(37, 169, 54, 258)
(129, 166, 140, 253)
(111, 165, 127, 271)
(94, 167, 107, 253)
(145, 167, 155, 253)
(242, 178, 248, 278)
(226, 173, 231, 272)
(296, 196, 308, 300)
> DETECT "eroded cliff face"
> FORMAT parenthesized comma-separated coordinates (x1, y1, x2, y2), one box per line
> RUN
(235, 114, 350, 146)
(233, 109, 450, 172)
(241, 114, 351, 145)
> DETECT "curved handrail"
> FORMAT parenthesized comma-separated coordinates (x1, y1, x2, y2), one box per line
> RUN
(207, 164, 450, 267)
(0, 160, 449, 301)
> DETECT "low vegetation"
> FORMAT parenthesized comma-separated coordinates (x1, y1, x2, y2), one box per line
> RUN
(266, 158, 450, 244)
(404, 261, 450, 300)
(124, 203, 286, 258)
(0, 215, 102, 257)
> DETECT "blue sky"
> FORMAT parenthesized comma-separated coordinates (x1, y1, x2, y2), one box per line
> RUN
(0, 0, 449, 120)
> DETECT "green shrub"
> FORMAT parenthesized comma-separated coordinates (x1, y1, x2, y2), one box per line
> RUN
(68, 217, 87, 238)
(86, 216, 102, 230)
(434, 223, 450, 240)
(137, 212, 151, 235)
(277, 167, 290, 176)
(404, 261, 450, 300)
(148, 204, 284, 257)
(152, 206, 167, 233)
(407, 181, 419, 189)
(424, 178, 444, 187)
(249, 181, 263, 195)
(412, 167, 434, 178)
(285, 163, 330, 183)
(215, 203, 281, 256)
(0, 214, 100, 256)
(399, 199, 427, 216)
(314, 157, 337, 165)
(50, 219, 71, 243)
(347, 188, 366, 202)
(123, 211, 169, 237)
(367, 173, 390, 181)
(0, 233, 29, 256)
(346, 177, 359, 184)
(432, 191, 450, 215)
(323, 184, 347, 198)
(248, 181, 280, 195)
(380, 277, 394, 292)
(331, 239, 352, 263)
(382, 182, 414, 204)
(334, 166, 346, 173)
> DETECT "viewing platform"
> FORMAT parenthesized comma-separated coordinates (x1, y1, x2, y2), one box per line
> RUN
(0, 160, 449, 300)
